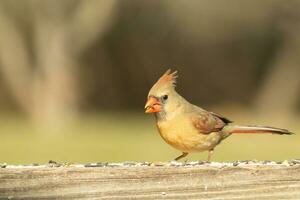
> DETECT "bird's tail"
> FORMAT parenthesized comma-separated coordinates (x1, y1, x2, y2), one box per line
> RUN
(223, 125, 293, 135)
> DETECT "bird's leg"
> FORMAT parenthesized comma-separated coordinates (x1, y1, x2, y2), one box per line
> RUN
(207, 149, 214, 162)
(184, 158, 189, 164)
(174, 152, 188, 161)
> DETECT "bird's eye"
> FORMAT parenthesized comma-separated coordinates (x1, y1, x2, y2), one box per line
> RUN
(162, 95, 168, 101)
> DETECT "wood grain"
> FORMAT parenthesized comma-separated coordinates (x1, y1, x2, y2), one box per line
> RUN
(0, 162, 300, 199)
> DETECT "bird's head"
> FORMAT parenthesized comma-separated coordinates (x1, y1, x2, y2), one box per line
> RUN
(144, 69, 179, 114)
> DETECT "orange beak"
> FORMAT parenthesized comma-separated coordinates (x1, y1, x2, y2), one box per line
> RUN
(144, 96, 161, 113)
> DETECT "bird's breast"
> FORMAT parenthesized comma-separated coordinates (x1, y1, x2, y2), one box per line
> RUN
(156, 115, 221, 153)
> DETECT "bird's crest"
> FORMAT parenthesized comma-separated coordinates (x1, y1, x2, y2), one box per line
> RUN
(149, 69, 178, 95)
(156, 69, 178, 87)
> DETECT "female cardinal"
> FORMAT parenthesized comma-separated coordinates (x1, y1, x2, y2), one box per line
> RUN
(144, 69, 293, 161)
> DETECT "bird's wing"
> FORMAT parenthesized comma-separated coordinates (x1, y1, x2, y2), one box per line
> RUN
(209, 111, 233, 124)
(190, 109, 229, 134)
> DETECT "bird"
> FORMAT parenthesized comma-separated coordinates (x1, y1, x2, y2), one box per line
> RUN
(144, 69, 293, 161)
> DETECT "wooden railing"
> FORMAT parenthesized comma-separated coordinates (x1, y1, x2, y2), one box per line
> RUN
(1, 160, 300, 199)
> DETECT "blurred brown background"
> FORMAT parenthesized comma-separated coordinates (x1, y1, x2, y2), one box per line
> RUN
(0, 0, 299, 164)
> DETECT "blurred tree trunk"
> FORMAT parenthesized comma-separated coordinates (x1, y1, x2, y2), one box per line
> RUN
(254, 4, 300, 121)
(0, 0, 117, 130)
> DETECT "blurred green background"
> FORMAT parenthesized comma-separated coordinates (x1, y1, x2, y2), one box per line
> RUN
(0, 0, 299, 164)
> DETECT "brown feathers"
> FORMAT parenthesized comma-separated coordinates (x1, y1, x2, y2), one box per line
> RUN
(191, 113, 227, 134)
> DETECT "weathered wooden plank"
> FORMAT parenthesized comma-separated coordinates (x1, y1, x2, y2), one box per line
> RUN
(0, 161, 300, 199)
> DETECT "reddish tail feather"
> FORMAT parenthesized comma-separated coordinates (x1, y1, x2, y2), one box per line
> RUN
(226, 125, 293, 135)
